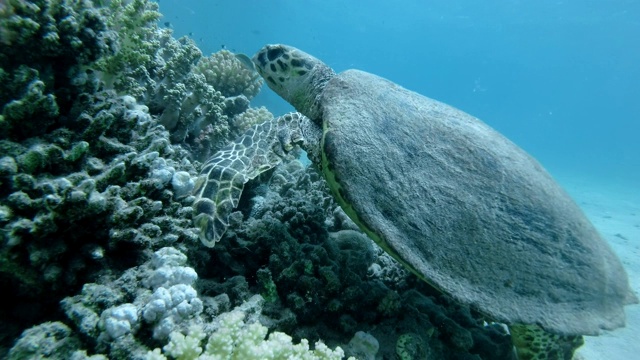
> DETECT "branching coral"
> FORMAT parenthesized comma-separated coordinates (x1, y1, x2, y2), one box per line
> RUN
(92, 0, 163, 95)
(0, 94, 200, 353)
(91, 0, 221, 144)
(73, 1, 266, 152)
(149, 310, 350, 360)
(229, 106, 273, 136)
(194, 50, 263, 100)
(0, 0, 114, 139)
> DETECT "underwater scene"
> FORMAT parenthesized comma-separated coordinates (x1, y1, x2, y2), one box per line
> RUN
(0, 0, 638, 359)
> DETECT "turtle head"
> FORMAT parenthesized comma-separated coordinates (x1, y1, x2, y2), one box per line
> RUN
(253, 44, 335, 123)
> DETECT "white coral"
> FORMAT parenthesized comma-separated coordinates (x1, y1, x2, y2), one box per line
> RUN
(145, 247, 198, 290)
(101, 303, 139, 339)
(142, 248, 203, 340)
(147, 308, 352, 360)
(195, 50, 263, 99)
(230, 106, 273, 135)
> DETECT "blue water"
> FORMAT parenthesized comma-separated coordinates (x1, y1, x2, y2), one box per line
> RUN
(159, 0, 640, 185)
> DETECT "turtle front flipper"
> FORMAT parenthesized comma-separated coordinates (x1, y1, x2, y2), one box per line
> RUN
(510, 324, 584, 360)
(192, 112, 314, 247)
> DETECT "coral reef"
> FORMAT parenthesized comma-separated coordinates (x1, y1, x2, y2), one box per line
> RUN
(2, 0, 517, 359)
(93, 0, 265, 155)
(93, 0, 225, 146)
(58, 247, 209, 357)
(93, 0, 163, 97)
(0, 0, 115, 139)
(8, 247, 347, 359)
(1, 0, 207, 350)
(0, 92, 201, 351)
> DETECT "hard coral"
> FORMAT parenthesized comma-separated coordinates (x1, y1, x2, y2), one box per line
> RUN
(229, 106, 273, 137)
(54, 247, 207, 357)
(89, 1, 266, 154)
(92, 0, 229, 146)
(152, 309, 349, 360)
(93, 0, 163, 94)
(194, 50, 263, 100)
(0, 0, 111, 67)
(0, 0, 113, 139)
(0, 94, 200, 353)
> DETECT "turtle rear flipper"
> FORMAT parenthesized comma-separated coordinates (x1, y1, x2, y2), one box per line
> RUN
(511, 324, 584, 360)
(192, 112, 313, 247)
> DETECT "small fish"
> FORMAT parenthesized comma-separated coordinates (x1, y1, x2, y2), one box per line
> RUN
(164, 21, 172, 28)
(221, 44, 226, 49)
(188, 32, 194, 37)
(234, 53, 255, 71)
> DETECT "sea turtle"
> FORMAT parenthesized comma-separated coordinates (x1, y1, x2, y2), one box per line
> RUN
(192, 44, 637, 359)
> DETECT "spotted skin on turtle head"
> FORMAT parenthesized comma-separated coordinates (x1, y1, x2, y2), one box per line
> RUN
(253, 44, 335, 122)
(254, 46, 313, 87)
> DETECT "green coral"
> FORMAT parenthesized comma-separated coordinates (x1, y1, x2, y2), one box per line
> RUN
(88, 0, 231, 146)
(1, 67, 59, 137)
(396, 333, 427, 360)
(0, 0, 112, 139)
(148, 311, 351, 360)
(93, 0, 207, 110)
(77, 1, 264, 151)
(256, 268, 278, 303)
(93, 0, 163, 95)
(64, 141, 90, 162)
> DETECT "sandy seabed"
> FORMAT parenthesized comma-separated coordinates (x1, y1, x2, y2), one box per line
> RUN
(557, 175, 640, 360)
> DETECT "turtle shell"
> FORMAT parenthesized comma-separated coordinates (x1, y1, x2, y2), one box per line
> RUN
(319, 69, 633, 335)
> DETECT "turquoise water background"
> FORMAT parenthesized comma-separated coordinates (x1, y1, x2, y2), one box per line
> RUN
(158, 0, 639, 185)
